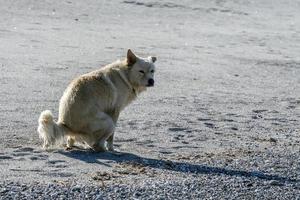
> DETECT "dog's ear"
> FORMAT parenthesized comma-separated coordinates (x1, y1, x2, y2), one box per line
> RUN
(148, 56, 157, 63)
(127, 49, 137, 66)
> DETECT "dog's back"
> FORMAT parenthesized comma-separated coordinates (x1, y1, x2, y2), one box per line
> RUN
(58, 69, 118, 131)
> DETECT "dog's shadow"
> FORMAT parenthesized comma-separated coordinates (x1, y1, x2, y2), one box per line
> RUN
(57, 149, 298, 184)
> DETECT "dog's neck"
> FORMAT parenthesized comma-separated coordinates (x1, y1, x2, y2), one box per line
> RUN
(114, 68, 138, 97)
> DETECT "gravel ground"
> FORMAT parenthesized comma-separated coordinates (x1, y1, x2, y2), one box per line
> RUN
(0, 177, 299, 200)
(1, 150, 299, 199)
(1, 0, 300, 199)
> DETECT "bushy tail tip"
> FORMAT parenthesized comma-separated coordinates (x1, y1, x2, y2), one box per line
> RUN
(37, 110, 64, 149)
(38, 110, 53, 125)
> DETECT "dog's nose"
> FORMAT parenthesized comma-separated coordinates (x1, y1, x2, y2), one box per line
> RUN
(148, 78, 154, 86)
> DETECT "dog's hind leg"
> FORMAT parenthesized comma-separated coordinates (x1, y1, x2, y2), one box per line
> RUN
(82, 112, 115, 152)
(106, 134, 114, 151)
(91, 139, 107, 152)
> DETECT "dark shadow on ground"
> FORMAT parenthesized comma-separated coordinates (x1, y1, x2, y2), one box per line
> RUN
(57, 149, 298, 184)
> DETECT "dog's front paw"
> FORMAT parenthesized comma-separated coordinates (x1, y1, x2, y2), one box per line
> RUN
(107, 145, 114, 152)
(106, 142, 114, 152)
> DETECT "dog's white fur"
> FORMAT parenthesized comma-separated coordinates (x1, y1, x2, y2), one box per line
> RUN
(38, 49, 156, 151)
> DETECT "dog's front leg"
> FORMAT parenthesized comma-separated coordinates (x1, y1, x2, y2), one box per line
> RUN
(106, 111, 119, 152)
(107, 133, 114, 151)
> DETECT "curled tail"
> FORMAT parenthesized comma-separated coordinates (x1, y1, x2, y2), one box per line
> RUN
(37, 110, 68, 149)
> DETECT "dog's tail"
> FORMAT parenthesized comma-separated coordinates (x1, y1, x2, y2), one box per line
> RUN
(37, 110, 69, 149)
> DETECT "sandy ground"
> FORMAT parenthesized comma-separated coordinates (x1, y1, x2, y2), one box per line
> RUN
(0, 0, 300, 198)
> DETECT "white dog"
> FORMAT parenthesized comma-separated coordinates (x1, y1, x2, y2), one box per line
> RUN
(38, 49, 156, 151)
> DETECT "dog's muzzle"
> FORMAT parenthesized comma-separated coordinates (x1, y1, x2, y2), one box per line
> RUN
(147, 78, 154, 87)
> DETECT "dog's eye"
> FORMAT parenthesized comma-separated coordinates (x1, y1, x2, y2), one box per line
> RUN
(139, 70, 145, 74)
(150, 70, 155, 73)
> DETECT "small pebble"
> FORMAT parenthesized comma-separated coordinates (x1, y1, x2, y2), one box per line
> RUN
(269, 180, 284, 186)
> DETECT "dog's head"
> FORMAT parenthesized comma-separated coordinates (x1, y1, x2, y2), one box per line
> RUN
(126, 49, 157, 88)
